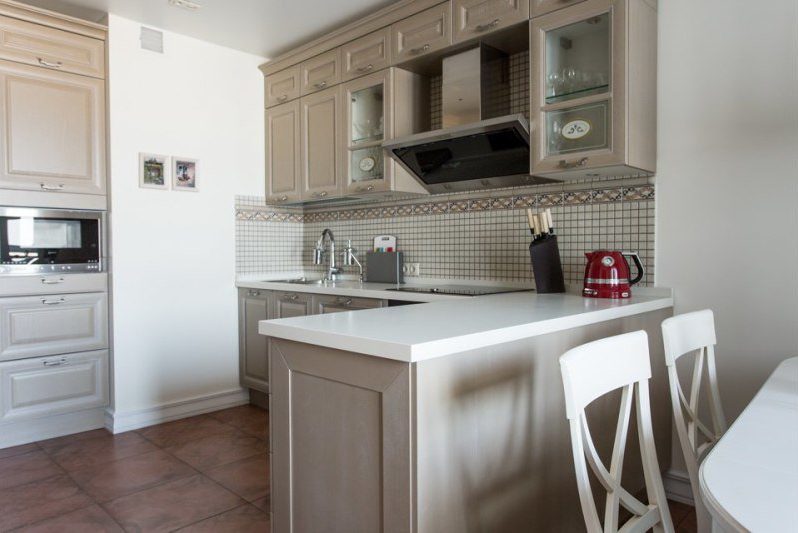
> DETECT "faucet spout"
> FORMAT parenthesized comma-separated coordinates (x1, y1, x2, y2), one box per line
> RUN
(315, 229, 341, 282)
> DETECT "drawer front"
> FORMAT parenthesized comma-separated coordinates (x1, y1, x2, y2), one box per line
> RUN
(314, 294, 385, 314)
(392, 3, 452, 63)
(453, 0, 530, 43)
(0, 349, 108, 422)
(0, 292, 108, 361)
(300, 49, 341, 95)
(0, 273, 107, 297)
(272, 291, 312, 319)
(265, 65, 301, 108)
(530, 0, 586, 17)
(342, 29, 390, 81)
(0, 15, 104, 78)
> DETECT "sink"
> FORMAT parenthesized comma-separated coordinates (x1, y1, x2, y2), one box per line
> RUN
(266, 278, 326, 285)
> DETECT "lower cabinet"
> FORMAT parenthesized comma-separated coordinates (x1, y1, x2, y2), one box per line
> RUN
(0, 349, 109, 423)
(313, 294, 385, 314)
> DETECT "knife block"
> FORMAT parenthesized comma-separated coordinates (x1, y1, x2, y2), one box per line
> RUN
(529, 236, 566, 293)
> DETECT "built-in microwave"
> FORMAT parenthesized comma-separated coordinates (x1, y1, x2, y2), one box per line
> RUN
(0, 207, 104, 275)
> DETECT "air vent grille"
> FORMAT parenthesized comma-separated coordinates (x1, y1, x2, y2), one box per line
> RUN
(140, 27, 163, 53)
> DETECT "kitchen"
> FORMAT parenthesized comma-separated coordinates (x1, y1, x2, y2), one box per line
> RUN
(0, 0, 795, 531)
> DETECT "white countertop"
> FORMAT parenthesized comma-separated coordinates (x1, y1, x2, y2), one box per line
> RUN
(699, 357, 798, 532)
(258, 289, 673, 362)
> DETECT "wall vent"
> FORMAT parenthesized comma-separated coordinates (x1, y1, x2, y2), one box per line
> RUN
(140, 27, 164, 53)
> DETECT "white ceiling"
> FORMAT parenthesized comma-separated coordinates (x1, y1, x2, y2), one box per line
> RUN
(16, 0, 398, 59)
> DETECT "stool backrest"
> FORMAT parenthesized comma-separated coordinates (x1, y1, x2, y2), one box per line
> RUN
(560, 331, 674, 533)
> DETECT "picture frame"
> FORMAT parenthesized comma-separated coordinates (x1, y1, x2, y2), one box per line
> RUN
(139, 153, 169, 189)
(172, 157, 198, 191)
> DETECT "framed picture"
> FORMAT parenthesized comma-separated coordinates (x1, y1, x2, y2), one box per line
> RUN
(139, 153, 169, 189)
(173, 157, 198, 191)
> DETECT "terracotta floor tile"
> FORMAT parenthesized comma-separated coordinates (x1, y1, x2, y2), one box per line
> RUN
(44, 431, 158, 472)
(70, 449, 195, 502)
(677, 507, 698, 533)
(205, 453, 269, 502)
(0, 475, 93, 531)
(104, 474, 242, 533)
(177, 503, 271, 532)
(0, 450, 63, 491)
(208, 405, 269, 440)
(668, 499, 693, 526)
(0, 442, 40, 460)
(37, 429, 111, 452)
(13, 503, 123, 532)
(137, 415, 237, 448)
(165, 429, 267, 472)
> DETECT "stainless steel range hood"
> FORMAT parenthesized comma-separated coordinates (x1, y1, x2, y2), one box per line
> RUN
(384, 45, 553, 193)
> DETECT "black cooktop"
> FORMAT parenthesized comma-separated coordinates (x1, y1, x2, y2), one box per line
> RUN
(385, 285, 531, 296)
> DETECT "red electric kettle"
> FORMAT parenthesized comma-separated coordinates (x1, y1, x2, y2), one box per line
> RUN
(583, 251, 644, 299)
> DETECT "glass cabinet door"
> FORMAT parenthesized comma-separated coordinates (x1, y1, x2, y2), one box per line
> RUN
(342, 70, 394, 193)
(531, 0, 626, 175)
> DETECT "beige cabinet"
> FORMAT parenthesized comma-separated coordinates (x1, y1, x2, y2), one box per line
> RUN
(272, 291, 312, 319)
(265, 65, 301, 108)
(0, 15, 105, 78)
(530, 0, 657, 178)
(341, 68, 428, 196)
(239, 289, 270, 393)
(391, 3, 452, 63)
(313, 294, 384, 314)
(453, 0, 530, 43)
(265, 100, 302, 204)
(341, 28, 391, 82)
(0, 59, 105, 196)
(300, 86, 341, 200)
(0, 292, 108, 361)
(0, 349, 109, 423)
(531, 0, 587, 17)
(300, 49, 341, 96)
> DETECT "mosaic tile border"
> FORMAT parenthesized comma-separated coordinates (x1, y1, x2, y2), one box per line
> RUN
(235, 185, 654, 223)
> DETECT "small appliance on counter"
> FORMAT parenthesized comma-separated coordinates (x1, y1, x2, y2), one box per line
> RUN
(583, 251, 644, 299)
(366, 235, 403, 283)
(527, 208, 566, 293)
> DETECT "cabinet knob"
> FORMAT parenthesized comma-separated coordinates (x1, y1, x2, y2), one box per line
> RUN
(37, 57, 63, 68)
(475, 18, 501, 32)
(313, 191, 329, 198)
(277, 94, 288, 102)
(40, 183, 65, 191)
(357, 64, 374, 73)
(410, 44, 431, 55)
(313, 81, 328, 89)
(558, 157, 589, 169)
(356, 184, 375, 192)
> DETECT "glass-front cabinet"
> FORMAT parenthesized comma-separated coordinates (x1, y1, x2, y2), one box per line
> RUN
(530, 0, 657, 178)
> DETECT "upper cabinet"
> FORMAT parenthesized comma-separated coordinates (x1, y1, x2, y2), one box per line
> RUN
(300, 86, 341, 200)
(0, 59, 106, 195)
(300, 49, 341, 95)
(530, 0, 587, 17)
(530, 0, 657, 178)
(265, 100, 301, 204)
(265, 65, 301, 108)
(391, 3, 452, 63)
(341, 28, 391, 82)
(452, 0, 530, 43)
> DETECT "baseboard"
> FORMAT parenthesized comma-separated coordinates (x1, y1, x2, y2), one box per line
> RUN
(106, 388, 250, 433)
(0, 407, 106, 449)
(663, 468, 694, 505)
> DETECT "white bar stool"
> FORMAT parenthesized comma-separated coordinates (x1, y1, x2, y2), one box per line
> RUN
(559, 330, 674, 533)
(662, 310, 727, 533)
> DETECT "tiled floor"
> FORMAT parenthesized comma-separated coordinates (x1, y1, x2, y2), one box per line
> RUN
(0, 403, 698, 532)
(0, 405, 270, 532)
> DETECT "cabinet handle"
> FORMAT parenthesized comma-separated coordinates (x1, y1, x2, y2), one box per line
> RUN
(43, 357, 68, 367)
(475, 19, 501, 32)
(356, 184, 375, 192)
(41, 297, 66, 305)
(286, 294, 298, 301)
(37, 57, 63, 68)
(248, 289, 260, 296)
(410, 44, 431, 55)
(272, 195, 288, 203)
(40, 183, 65, 191)
(312, 191, 329, 198)
(337, 298, 353, 306)
(356, 64, 374, 73)
(558, 157, 589, 169)
(277, 94, 288, 102)
(313, 81, 327, 89)
(41, 277, 65, 285)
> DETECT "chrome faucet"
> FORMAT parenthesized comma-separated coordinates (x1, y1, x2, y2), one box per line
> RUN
(314, 229, 342, 282)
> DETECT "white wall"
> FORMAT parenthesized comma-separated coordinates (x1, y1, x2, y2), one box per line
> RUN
(107, 14, 265, 424)
(657, 0, 798, 469)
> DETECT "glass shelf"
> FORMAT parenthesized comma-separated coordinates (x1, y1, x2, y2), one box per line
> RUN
(545, 84, 609, 105)
(351, 132, 384, 146)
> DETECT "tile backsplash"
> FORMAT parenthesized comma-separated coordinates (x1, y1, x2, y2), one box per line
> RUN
(235, 176, 655, 287)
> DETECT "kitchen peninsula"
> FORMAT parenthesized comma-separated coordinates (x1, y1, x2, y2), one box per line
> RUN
(258, 287, 674, 532)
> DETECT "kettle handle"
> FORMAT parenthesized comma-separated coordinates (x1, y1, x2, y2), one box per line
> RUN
(622, 252, 645, 285)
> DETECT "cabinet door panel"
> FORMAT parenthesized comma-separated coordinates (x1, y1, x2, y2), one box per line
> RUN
(391, 4, 452, 63)
(301, 87, 340, 200)
(272, 292, 312, 318)
(265, 65, 300, 108)
(0, 292, 108, 361)
(239, 290, 269, 392)
(342, 29, 390, 81)
(0, 59, 105, 195)
(300, 49, 341, 95)
(265, 100, 301, 204)
(453, 0, 530, 43)
(0, 349, 108, 422)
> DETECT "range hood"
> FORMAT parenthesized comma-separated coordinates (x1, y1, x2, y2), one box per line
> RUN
(384, 45, 553, 194)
